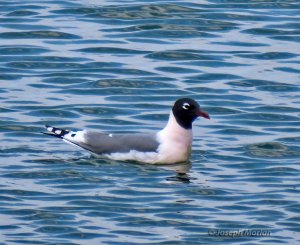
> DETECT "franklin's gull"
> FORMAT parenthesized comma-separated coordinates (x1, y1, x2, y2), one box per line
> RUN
(43, 98, 210, 164)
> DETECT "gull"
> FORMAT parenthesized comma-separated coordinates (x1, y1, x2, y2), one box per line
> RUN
(43, 98, 210, 164)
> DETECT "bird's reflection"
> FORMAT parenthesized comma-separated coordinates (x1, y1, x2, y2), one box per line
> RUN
(165, 173, 191, 183)
(161, 162, 193, 183)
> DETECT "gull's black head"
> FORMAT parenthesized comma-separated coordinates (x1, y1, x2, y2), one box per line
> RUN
(172, 98, 210, 129)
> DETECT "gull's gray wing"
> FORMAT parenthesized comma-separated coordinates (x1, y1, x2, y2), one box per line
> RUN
(64, 130, 160, 155)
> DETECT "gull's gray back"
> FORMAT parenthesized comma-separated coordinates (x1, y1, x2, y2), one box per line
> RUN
(77, 131, 159, 154)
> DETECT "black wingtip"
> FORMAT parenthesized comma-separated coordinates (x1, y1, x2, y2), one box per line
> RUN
(41, 131, 63, 139)
(43, 125, 70, 138)
(45, 125, 52, 132)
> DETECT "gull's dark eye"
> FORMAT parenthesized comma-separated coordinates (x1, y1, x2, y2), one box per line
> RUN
(182, 103, 191, 110)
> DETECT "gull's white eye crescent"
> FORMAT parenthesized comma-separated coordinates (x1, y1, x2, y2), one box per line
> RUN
(182, 103, 190, 110)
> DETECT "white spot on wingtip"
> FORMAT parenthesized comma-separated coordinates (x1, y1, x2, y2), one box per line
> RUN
(47, 127, 53, 132)
(55, 129, 62, 134)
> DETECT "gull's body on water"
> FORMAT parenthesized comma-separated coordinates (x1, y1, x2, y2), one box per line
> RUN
(44, 98, 210, 164)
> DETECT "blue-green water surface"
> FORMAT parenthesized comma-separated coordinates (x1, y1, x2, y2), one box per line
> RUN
(1, 0, 300, 244)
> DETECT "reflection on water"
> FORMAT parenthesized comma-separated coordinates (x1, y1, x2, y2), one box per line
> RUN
(164, 162, 192, 174)
(163, 162, 192, 183)
(1, 0, 300, 244)
(166, 172, 192, 184)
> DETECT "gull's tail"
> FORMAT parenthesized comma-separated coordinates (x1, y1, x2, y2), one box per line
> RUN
(43, 125, 70, 139)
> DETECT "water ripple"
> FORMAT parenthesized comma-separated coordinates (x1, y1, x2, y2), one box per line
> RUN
(0, 31, 81, 39)
(0, 0, 300, 244)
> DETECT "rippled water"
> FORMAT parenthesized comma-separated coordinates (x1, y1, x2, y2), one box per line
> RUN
(1, 0, 300, 244)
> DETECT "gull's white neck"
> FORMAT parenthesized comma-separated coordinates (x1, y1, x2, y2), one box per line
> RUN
(156, 111, 193, 163)
(160, 111, 193, 141)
